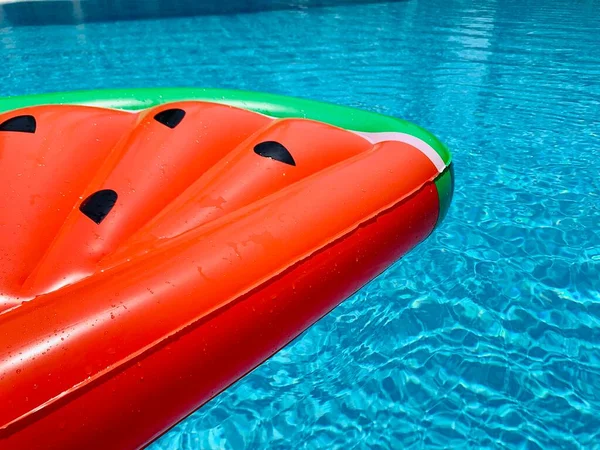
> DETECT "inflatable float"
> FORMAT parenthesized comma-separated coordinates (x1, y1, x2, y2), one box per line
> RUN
(0, 88, 453, 449)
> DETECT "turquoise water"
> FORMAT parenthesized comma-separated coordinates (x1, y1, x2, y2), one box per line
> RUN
(2, 0, 600, 448)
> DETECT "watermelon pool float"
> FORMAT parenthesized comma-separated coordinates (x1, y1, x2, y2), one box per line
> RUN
(0, 88, 453, 449)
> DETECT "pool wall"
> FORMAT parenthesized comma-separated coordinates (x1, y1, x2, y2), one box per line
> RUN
(0, 0, 404, 26)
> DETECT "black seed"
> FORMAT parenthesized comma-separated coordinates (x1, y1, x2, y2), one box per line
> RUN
(253, 141, 296, 166)
(0, 115, 36, 133)
(79, 189, 118, 224)
(154, 108, 186, 129)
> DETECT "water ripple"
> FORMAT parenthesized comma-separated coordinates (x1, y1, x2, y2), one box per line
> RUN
(2, 0, 600, 448)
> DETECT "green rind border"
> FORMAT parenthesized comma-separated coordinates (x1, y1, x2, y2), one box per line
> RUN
(0, 87, 453, 226)
(434, 163, 454, 226)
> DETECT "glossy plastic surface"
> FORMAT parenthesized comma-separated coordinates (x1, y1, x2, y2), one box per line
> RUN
(0, 98, 450, 449)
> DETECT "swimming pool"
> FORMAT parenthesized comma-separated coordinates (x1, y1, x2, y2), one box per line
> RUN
(1, 0, 599, 448)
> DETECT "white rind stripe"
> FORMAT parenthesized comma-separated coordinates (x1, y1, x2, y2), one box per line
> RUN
(86, 104, 447, 172)
(351, 131, 446, 173)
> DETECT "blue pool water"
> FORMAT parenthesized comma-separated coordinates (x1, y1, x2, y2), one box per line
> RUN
(2, 0, 600, 448)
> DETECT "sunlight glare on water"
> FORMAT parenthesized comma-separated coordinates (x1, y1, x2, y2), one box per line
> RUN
(1, 0, 600, 448)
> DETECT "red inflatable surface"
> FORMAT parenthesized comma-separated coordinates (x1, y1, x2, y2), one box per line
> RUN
(0, 99, 451, 449)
